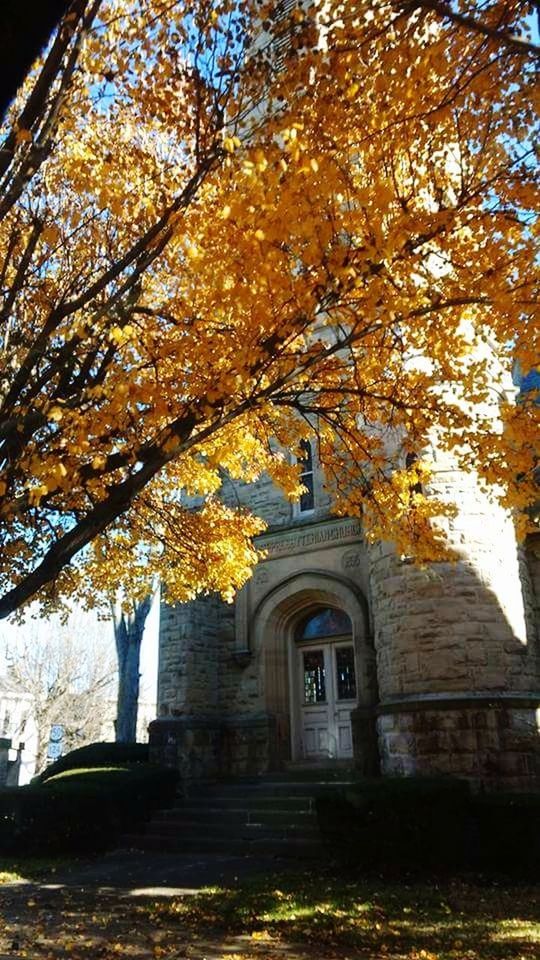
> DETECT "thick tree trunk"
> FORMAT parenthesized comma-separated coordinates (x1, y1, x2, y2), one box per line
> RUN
(112, 593, 153, 743)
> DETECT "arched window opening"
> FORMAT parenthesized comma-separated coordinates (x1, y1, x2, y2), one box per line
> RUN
(298, 439, 314, 512)
(295, 606, 352, 642)
(405, 451, 423, 495)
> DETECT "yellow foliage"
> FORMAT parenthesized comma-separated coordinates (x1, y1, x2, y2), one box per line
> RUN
(0, 0, 537, 616)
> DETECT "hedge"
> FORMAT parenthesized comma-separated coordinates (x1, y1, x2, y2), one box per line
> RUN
(0, 762, 178, 855)
(37, 741, 149, 782)
(469, 791, 540, 876)
(317, 777, 540, 877)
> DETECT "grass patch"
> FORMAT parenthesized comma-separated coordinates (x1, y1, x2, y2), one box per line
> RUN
(0, 864, 537, 959)
(42, 765, 136, 783)
(37, 741, 149, 783)
(149, 871, 540, 959)
(0, 856, 73, 883)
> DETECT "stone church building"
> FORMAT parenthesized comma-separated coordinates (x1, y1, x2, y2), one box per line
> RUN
(147, 0, 539, 794)
(150, 438, 540, 792)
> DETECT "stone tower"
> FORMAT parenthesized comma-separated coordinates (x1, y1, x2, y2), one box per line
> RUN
(151, 434, 540, 790)
(370, 447, 540, 791)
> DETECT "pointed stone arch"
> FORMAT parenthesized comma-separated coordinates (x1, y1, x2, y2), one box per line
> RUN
(251, 570, 378, 769)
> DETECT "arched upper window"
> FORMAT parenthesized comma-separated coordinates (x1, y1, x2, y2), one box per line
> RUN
(295, 607, 352, 642)
(298, 439, 314, 512)
(405, 451, 422, 495)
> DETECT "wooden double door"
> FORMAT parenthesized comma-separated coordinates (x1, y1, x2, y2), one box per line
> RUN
(298, 640, 358, 760)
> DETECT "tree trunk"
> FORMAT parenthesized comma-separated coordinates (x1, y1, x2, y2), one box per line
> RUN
(112, 593, 153, 743)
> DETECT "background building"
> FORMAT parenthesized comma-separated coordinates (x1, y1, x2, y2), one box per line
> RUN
(0, 675, 37, 785)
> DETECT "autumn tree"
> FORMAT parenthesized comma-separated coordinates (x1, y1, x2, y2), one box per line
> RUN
(0, 1, 537, 619)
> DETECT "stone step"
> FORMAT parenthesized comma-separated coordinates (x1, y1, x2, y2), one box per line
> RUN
(122, 776, 350, 860)
(179, 793, 317, 811)
(121, 833, 322, 859)
(154, 807, 318, 826)
(284, 763, 359, 778)
(185, 781, 352, 799)
(144, 819, 321, 840)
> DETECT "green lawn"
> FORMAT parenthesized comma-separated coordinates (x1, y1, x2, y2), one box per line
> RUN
(149, 871, 539, 960)
(0, 855, 71, 883)
(0, 861, 537, 959)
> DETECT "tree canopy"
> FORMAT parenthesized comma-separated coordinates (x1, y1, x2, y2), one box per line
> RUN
(0, 0, 538, 618)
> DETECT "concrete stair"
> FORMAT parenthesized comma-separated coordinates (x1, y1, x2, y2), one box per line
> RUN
(121, 773, 357, 858)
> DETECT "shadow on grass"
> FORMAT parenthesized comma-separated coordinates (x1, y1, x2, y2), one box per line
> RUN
(0, 865, 538, 960)
(0, 855, 77, 884)
(151, 871, 540, 959)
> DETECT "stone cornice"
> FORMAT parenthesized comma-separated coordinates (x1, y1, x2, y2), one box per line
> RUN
(378, 691, 540, 713)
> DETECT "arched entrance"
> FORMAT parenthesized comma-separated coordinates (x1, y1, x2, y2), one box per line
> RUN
(251, 571, 378, 768)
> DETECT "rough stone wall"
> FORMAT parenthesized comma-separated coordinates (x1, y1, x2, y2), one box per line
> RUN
(370, 461, 538, 701)
(216, 598, 263, 716)
(157, 448, 335, 724)
(370, 452, 540, 789)
(378, 703, 539, 789)
(218, 449, 332, 529)
(158, 595, 221, 719)
(525, 533, 540, 647)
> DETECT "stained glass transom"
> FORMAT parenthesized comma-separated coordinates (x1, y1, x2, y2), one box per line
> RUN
(296, 607, 352, 641)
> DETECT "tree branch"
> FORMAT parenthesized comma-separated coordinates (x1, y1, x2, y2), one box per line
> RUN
(400, 1, 540, 58)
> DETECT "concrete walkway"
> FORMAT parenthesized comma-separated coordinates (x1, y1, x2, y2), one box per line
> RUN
(22, 848, 297, 896)
(0, 850, 299, 897)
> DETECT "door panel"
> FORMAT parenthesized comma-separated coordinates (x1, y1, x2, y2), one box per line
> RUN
(298, 641, 357, 760)
(337, 721, 352, 754)
(300, 647, 331, 758)
(333, 642, 356, 759)
(304, 724, 329, 756)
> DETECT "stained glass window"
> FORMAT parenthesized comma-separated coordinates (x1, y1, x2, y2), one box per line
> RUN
(303, 649, 326, 703)
(335, 646, 357, 700)
(296, 607, 352, 641)
(299, 439, 314, 512)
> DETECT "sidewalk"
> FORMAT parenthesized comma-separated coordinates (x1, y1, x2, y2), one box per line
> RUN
(23, 849, 296, 895)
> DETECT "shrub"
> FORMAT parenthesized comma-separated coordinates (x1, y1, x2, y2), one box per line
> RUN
(469, 792, 540, 877)
(316, 777, 540, 878)
(38, 741, 149, 782)
(317, 777, 472, 873)
(0, 762, 178, 855)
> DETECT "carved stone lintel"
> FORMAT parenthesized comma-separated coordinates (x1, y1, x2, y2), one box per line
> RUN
(256, 517, 362, 560)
